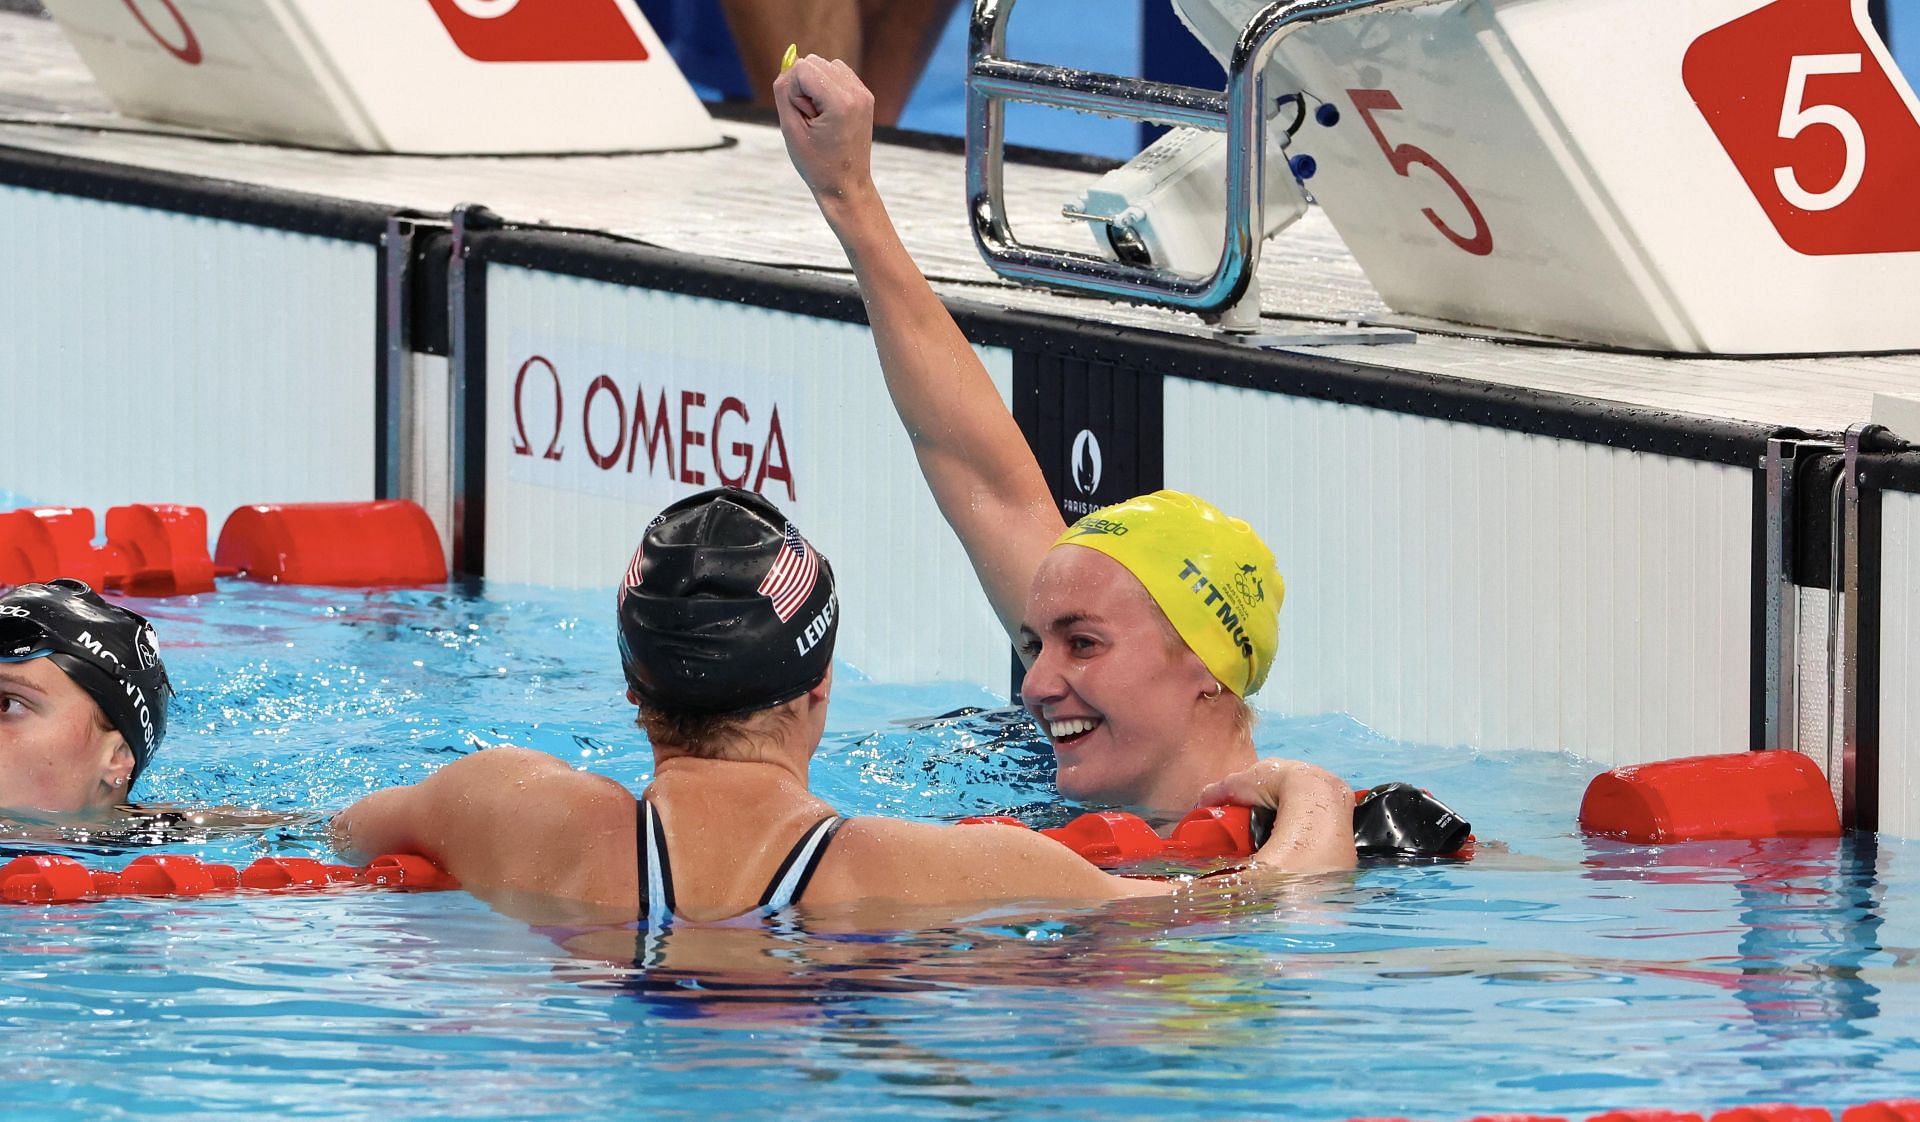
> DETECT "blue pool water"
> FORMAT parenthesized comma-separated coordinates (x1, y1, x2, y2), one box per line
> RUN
(1, 581, 1917, 1120)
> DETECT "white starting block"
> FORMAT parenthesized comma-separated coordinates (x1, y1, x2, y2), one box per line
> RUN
(1240, 0, 1920, 353)
(977, 0, 1920, 355)
(41, 0, 722, 154)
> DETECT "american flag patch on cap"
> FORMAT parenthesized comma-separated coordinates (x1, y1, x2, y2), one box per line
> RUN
(757, 522, 819, 622)
(615, 514, 665, 606)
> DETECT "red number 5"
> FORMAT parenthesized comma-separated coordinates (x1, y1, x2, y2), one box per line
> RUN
(1348, 88, 1493, 257)
(1682, 0, 1920, 256)
(122, 0, 202, 65)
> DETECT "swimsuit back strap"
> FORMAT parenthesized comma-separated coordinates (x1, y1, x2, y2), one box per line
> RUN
(637, 798, 676, 924)
(757, 815, 845, 910)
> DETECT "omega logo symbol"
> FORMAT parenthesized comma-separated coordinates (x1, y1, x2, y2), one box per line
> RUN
(512, 355, 566, 462)
(1070, 429, 1103, 497)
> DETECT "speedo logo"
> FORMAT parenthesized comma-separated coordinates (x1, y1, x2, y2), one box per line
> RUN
(1067, 517, 1129, 538)
(1176, 559, 1255, 661)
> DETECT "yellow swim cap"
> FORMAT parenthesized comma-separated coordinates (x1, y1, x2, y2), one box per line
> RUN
(1053, 490, 1282, 697)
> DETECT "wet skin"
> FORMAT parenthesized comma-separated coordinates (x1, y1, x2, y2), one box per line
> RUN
(1018, 547, 1240, 817)
(0, 658, 133, 815)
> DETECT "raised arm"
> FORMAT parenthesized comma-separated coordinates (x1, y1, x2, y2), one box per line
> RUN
(775, 56, 1063, 639)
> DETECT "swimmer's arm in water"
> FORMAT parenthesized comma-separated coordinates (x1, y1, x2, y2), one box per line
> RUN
(814, 762, 1355, 905)
(331, 747, 638, 915)
(775, 56, 1060, 639)
(817, 817, 1170, 905)
(1198, 759, 1358, 874)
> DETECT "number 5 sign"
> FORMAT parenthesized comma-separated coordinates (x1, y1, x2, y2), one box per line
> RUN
(1683, 0, 1920, 255)
(426, 0, 650, 63)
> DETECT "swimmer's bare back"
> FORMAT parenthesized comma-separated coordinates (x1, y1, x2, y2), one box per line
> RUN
(333, 748, 1356, 931)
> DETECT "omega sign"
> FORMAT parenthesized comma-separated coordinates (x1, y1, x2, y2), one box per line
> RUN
(509, 354, 795, 500)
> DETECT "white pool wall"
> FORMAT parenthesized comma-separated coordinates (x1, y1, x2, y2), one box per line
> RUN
(0, 187, 376, 530)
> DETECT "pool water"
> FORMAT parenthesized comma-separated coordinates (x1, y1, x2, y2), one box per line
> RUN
(1, 582, 1916, 1120)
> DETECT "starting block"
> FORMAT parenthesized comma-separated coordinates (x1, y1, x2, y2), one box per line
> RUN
(40, 0, 723, 154)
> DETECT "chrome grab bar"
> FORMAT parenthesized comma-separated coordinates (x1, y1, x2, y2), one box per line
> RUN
(965, 0, 1431, 317)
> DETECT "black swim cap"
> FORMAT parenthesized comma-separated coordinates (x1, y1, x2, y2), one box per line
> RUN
(0, 579, 172, 780)
(617, 488, 838, 716)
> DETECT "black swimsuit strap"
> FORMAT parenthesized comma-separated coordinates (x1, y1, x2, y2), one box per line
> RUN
(758, 814, 845, 909)
(637, 799, 841, 922)
(636, 797, 676, 924)
(641, 803, 656, 926)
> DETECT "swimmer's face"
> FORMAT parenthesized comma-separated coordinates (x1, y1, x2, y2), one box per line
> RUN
(1017, 547, 1219, 814)
(0, 659, 134, 815)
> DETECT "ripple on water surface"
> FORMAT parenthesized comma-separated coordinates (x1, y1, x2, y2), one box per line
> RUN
(0, 582, 1913, 1120)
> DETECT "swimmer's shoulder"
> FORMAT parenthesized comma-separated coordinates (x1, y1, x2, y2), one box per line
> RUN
(436, 746, 635, 837)
(336, 746, 634, 886)
(429, 745, 628, 797)
(809, 817, 1157, 905)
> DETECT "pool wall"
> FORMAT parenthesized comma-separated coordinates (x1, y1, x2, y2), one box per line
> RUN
(0, 159, 383, 528)
(1166, 381, 1755, 768)
(1874, 480, 1920, 836)
(3, 143, 1917, 829)
(476, 262, 1013, 690)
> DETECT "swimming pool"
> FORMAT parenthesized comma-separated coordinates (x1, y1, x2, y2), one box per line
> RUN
(1, 580, 1914, 1120)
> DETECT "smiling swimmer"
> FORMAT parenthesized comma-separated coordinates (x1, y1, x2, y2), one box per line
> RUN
(1053, 491, 1281, 700)
(1017, 491, 1282, 818)
(0, 579, 171, 817)
(774, 55, 1306, 821)
(332, 487, 1354, 929)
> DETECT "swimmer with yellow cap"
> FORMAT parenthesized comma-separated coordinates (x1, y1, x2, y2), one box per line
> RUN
(333, 489, 1356, 941)
(776, 58, 1350, 854)
(1019, 491, 1284, 815)
(1053, 491, 1282, 699)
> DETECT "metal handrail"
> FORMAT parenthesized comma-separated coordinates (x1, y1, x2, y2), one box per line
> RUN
(965, 0, 1430, 316)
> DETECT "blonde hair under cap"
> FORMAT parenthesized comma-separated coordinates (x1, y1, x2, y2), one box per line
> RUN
(1053, 490, 1282, 697)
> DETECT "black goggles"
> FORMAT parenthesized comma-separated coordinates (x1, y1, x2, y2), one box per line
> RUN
(0, 610, 71, 664)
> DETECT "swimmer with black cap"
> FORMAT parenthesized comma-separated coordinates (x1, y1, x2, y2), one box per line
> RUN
(333, 488, 1353, 929)
(775, 58, 1341, 830)
(0, 579, 171, 815)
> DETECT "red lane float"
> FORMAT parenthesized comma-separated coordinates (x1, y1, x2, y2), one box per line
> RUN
(1343, 1105, 1915, 1122)
(216, 500, 446, 587)
(1712, 1109, 1832, 1122)
(359, 853, 461, 890)
(972, 804, 1269, 867)
(1845, 1104, 1920, 1122)
(0, 507, 110, 590)
(963, 789, 1474, 868)
(0, 852, 458, 906)
(1, 499, 446, 593)
(0, 504, 222, 594)
(103, 504, 219, 595)
(1579, 751, 1841, 844)
(959, 805, 1264, 868)
(239, 857, 359, 890)
(115, 854, 239, 896)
